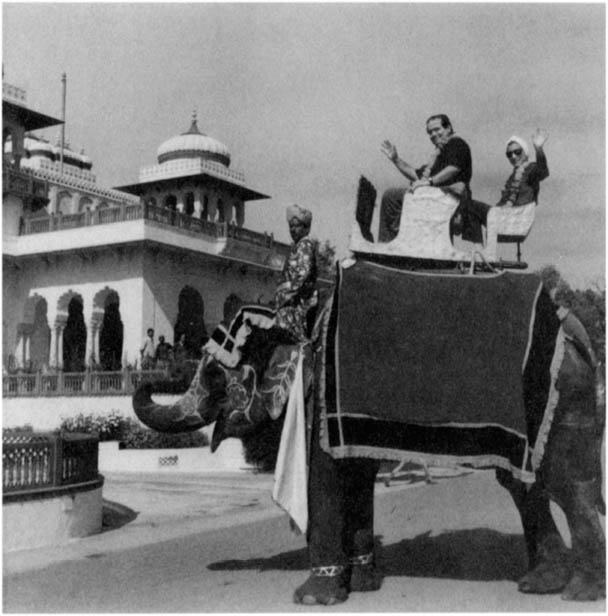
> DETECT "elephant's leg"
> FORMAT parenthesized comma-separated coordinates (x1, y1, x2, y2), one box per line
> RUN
(342, 458, 382, 592)
(495, 468, 570, 594)
(293, 413, 350, 605)
(542, 421, 605, 601)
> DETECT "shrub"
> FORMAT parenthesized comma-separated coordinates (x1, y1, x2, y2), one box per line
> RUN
(59, 411, 209, 449)
(60, 410, 128, 442)
(3, 424, 34, 434)
(119, 424, 209, 450)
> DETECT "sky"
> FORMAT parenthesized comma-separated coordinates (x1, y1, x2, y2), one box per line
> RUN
(3, 2, 605, 289)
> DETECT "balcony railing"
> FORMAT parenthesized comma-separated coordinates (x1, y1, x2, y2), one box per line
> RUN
(3, 167, 49, 202)
(3, 368, 169, 397)
(3, 431, 100, 498)
(19, 201, 279, 251)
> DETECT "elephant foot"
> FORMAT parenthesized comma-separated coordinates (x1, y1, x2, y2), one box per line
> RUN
(518, 557, 571, 595)
(350, 564, 382, 592)
(293, 568, 349, 606)
(561, 570, 606, 601)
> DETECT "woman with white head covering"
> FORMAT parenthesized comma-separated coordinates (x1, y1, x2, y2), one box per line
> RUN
(499, 129, 549, 208)
(481, 129, 549, 261)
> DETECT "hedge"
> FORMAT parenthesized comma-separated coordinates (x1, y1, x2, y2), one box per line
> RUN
(59, 411, 209, 449)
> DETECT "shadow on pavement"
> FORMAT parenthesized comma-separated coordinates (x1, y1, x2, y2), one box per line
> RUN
(208, 527, 528, 582)
(101, 499, 139, 532)
(379, 528, 527, 581)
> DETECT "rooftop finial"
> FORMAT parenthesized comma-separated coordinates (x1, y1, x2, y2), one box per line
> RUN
(183, 109, 202, 135)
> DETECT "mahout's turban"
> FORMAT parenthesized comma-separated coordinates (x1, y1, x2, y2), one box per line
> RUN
(286, 204, 312, 226)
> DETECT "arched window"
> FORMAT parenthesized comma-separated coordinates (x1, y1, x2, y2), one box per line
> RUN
(174, 286, 208, 359)
(201, 195, 209, 220)
(184, 192, 195, 217)
(24, 296, 51, 371)
(164, 195, 177, 210)
(56, 191, 73, 215)
(63, 296, 87, 372)
(99, 291, 123, 371)
(79, 196, 93, 212)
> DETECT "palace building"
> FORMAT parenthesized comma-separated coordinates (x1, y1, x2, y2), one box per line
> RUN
(3, 78, 288, 377)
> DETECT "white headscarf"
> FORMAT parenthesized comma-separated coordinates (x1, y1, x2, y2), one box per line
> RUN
(505, 136, 530, 158)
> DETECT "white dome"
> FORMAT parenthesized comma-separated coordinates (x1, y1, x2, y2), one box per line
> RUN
(156, 114, 231, 167)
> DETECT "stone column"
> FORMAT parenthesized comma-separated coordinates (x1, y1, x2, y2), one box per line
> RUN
(94, 325, 101, 365)
(47, 185, 59, 215)
(14, 331, 24, 369)
(56, 318, 67, 370)
(193, 192, 202, 218)
(49, 325, 58, 368)
(85, 322, 95, 366)
(24, 333, 31, 365)
(15, 324, 32, 369)
(176, 193, 185, 213)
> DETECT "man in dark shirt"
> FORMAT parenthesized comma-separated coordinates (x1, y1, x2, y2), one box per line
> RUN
(379, 114, 485, 243)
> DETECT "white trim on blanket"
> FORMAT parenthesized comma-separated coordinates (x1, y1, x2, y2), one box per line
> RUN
(326, 444, 536, 483)
(530, 326, 566, 470)
(522, 282, 543, 372)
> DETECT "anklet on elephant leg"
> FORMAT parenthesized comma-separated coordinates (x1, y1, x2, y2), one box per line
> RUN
(349, 552, 374, 566)
(311, 565, 346, 577)
(349, 553, 382, 592)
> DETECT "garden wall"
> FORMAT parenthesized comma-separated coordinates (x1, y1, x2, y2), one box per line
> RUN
(3, 395, 159, 431)
(98, 441, 249, 473)
(4, 483, 103, 552)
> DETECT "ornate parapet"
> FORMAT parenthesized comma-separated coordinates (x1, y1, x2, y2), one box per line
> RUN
(139, 158, 246, 185)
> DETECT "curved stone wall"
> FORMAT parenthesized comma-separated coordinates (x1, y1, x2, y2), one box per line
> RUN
(3, 479, 103, 552)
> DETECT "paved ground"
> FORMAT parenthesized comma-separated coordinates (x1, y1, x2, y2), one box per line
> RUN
(3, 468, 605, 612)
(4, 471, 281, 575)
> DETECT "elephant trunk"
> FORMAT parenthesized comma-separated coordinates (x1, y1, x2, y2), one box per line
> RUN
(132, 354, 227, 433)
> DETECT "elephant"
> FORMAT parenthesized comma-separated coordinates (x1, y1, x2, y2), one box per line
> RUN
(133, 276, 605, 606)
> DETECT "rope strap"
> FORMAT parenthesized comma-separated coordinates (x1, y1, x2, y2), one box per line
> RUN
(349, 552, 374, 566)
(311, 565, 346, 577)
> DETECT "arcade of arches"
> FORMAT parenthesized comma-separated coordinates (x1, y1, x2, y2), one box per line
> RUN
(9, 285, 214, 372)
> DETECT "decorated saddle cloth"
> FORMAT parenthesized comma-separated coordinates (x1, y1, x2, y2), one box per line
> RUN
(317, 260, 564, 482)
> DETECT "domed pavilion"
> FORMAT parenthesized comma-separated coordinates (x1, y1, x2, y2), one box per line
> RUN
(116, 112, 268, 227)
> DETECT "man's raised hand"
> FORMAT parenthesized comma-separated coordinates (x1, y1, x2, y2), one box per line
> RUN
(381, 140, 398, 162)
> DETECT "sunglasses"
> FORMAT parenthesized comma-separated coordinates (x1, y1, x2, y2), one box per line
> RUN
(506, 149, 523, 158)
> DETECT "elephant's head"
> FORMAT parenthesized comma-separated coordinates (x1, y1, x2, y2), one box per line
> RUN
(133, 342, 305, 452)
(132, 353, 230, 434)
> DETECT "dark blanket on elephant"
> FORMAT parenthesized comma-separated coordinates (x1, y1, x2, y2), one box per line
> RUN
(318, 260, 562, 480)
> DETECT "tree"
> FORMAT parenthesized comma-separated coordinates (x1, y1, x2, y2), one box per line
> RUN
(317, 239, 337, 281)
(538, 265, 605, 365)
